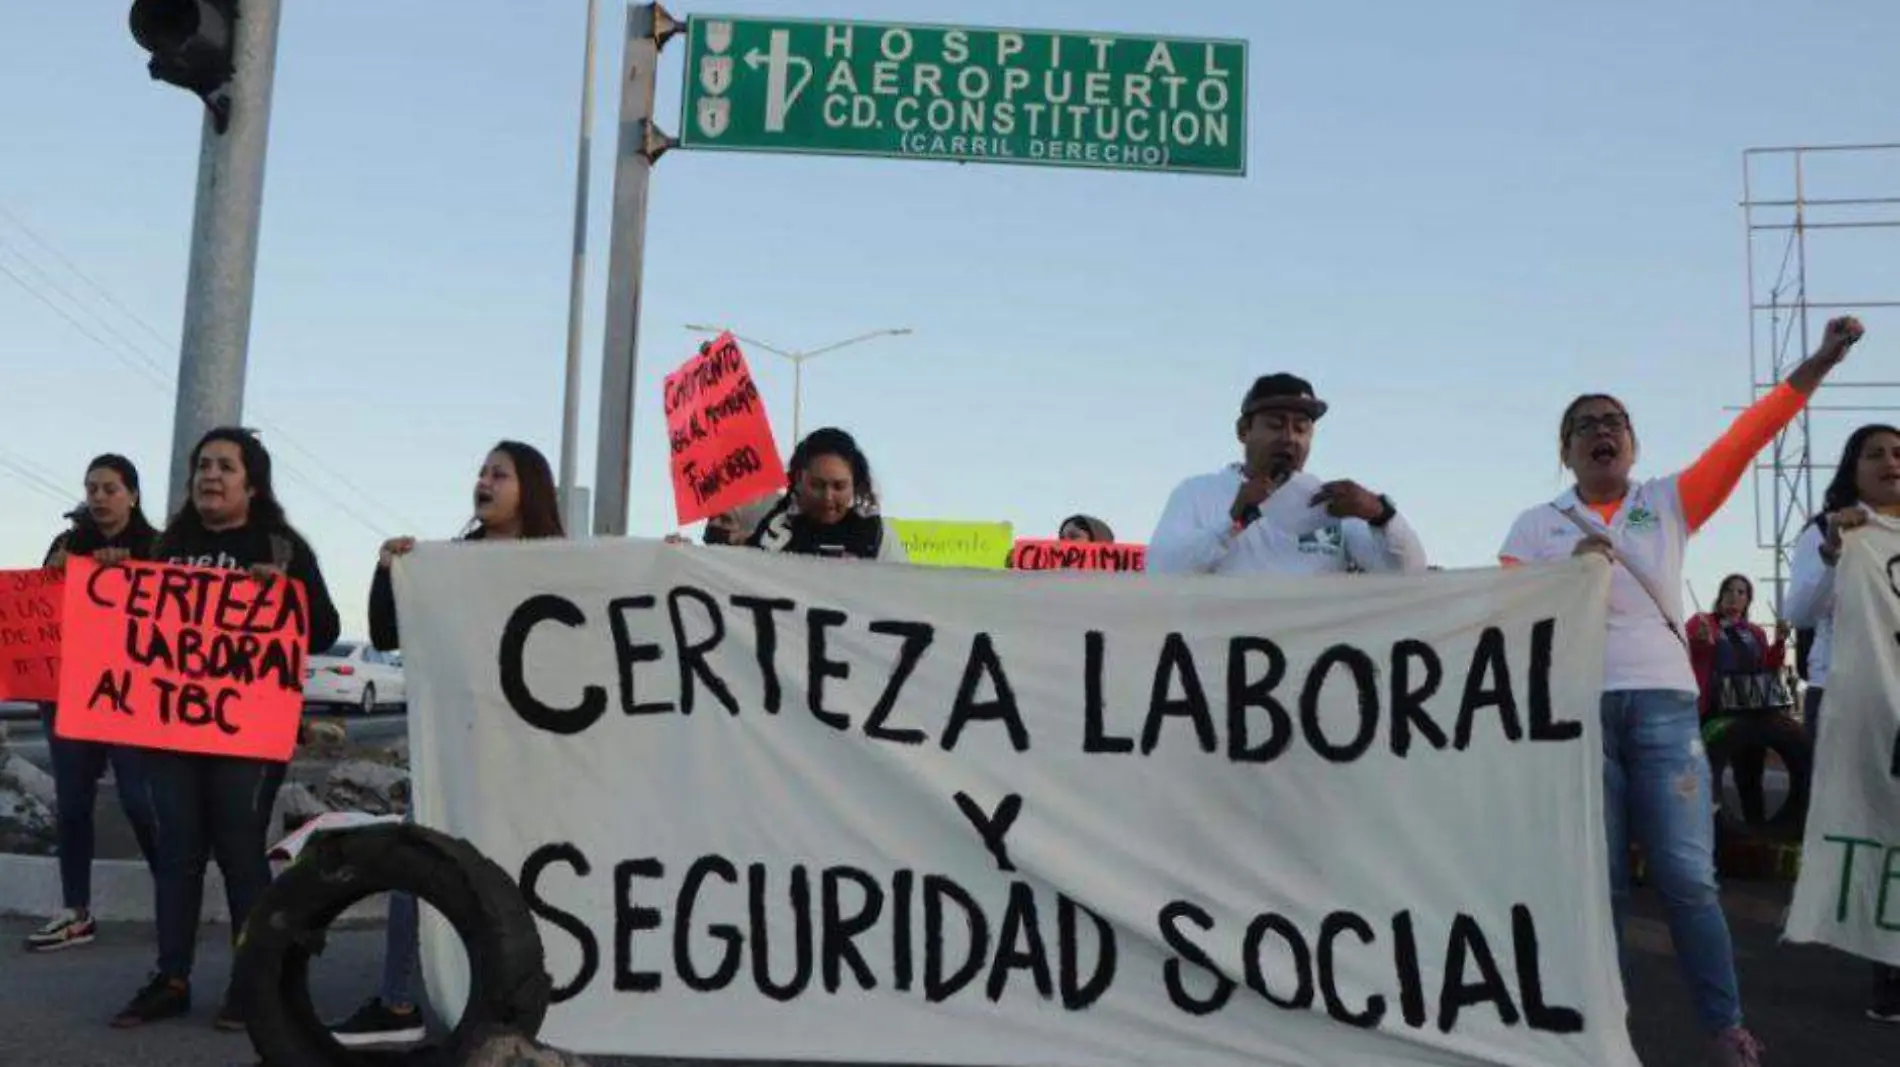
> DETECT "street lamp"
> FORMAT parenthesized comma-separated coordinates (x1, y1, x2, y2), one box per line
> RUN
(682, 324, 912, 443)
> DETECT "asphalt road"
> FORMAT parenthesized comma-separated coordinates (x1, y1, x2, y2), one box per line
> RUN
(3, 876, 1896, 1067)
(5, 701, 1890, 1064)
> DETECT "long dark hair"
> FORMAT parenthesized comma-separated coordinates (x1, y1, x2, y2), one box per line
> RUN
(1715, 573, 1752, 618)
(788, 427, 876, 509)
(81, 453, 157, 540)
(1820, 423, 1900, 516)
(466, 440, 564, 540)
(163, 427, 287, 537)
(1059, 514, 1114, 541)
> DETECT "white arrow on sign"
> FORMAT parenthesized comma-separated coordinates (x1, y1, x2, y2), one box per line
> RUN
(743, 29, 813, 133)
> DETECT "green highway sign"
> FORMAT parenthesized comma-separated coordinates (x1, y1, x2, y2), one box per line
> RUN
(677, 15, 1247, 176)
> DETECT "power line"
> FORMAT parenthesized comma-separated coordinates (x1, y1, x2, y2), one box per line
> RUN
(272, 462, 402, 539)
(0, 447, 72, 506)
(0, 208, 419, 526)
(1, 254, 395, 536)
(0, 468, 69, 510)
(0, 438, 66, 489)
(0, 236, 175, 382)
(0, 210, 421, 534)
(0, 256, 170, 390)
(0, 205, 171, 350)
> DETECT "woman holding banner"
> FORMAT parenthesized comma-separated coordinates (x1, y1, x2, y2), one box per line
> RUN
(328, 440, 564, 1048)
(1783, 422, 1900, 1023)
(747, 427, 908, 561)
(112, 429, 340, 1031)
(23, 455, 162, 954)
(1499, 315, 1865, 1067)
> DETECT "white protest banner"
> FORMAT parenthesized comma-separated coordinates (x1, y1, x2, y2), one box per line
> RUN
(396, 541, 1633, 1067)
(1785, 519, 1900, 966)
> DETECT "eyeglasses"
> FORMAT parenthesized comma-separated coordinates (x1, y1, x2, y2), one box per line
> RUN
(1570, 413, 1630, 437)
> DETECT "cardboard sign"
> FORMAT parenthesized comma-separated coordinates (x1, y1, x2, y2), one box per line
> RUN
(54, 557, 311, 762)
(0, 568, 63, 702)
(1010, 539, 1147, 572)
(889, 519, 1013, 569)
(664, 333, 787, 526)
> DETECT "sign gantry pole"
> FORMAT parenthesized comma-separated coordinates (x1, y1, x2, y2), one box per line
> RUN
(592, 3, 681, 537)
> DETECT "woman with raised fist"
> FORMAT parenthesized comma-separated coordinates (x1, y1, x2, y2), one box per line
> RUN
(1500, 315, 1865, 1067)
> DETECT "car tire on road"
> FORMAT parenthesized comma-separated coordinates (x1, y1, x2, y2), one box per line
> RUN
(359, 684, 377, 716)
(234, 823, 551, 1067)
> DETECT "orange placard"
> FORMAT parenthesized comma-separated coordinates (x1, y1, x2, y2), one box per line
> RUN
(54, 557, 310, 762)
(1009, 540, 1148, 572)
(0, 568, 63, 702)
(664, 333, 787, 527)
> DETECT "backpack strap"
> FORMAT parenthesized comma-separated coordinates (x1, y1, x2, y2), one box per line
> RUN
(268, 533, 295, 570)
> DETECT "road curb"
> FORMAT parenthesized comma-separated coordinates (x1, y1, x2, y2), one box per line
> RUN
(0, 854, 389, 923)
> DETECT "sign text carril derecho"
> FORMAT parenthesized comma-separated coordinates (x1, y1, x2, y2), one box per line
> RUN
(398, 543, 1635, 1066)
(678, 15, 1248, 176)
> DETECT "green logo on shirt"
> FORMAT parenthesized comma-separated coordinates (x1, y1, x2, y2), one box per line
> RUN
(1299, 526, 1343, 555)
(1627, 507, 1658, 531)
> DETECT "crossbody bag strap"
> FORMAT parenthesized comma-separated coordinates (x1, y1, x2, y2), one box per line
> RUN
(1554, 505, 1689, 650)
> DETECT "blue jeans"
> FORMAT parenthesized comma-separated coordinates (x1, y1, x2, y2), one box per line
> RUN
(1803, 686, 1825, 750)
(1601, 690, 1743, 1034)
(39, 705, 159, 910)
(144, 751, 286, 981)
(377, 808, 423, 1008)
(381, 890, 421, 1008)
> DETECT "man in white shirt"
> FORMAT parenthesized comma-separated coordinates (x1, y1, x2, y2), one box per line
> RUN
(1148, 373, 1427, 575)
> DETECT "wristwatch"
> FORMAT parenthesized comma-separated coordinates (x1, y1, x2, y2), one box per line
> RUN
(1369, 495, 1397, 529)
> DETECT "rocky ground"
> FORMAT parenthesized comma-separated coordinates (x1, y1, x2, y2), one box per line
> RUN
(0, 716, 413, 856)
(0, 721, 57, 854)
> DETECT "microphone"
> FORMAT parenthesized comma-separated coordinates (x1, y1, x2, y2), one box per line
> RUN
(1237, 459, 1292, 528)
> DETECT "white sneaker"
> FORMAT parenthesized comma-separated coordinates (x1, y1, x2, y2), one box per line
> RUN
(23, 910, 97, 953)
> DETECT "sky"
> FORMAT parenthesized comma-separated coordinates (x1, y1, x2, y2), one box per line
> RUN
(3, 0, 1899, 638)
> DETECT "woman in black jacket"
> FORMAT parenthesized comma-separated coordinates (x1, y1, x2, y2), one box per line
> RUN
(112, 429, 339, 1031)
(328, 440, 564, 1046)
(23, 455, 162, 954)
(363, 440, 564, 650)
(747, 428, 907, 561)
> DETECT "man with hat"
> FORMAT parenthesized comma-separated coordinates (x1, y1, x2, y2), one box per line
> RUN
(1148, 373, 1427, 575)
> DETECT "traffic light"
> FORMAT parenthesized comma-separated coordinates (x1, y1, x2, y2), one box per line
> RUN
(129, 0, 239, 132)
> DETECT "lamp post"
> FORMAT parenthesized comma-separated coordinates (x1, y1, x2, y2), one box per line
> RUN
(682, 324, 912, 443)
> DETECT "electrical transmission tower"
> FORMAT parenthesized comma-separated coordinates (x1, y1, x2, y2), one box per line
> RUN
(1743, 143, 1900, 609)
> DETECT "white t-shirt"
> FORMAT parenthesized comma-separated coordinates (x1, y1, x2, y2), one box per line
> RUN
(1147, 465, 1428, 576)
(1500, 478, 1694, 693)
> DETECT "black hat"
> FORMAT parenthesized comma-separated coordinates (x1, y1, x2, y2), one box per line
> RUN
(1241, 373, 1328, 421)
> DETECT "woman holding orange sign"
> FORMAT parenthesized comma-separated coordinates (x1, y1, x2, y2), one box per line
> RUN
(112, 429, 339, 1032)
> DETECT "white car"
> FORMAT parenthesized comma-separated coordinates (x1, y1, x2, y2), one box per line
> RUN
(303, 640, 406, 714)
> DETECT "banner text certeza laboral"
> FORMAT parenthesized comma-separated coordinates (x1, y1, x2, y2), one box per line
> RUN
(492, 578, 1588, 1038)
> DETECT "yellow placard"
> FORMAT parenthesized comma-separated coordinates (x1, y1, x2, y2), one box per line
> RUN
(889, 519, 1014, 569)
